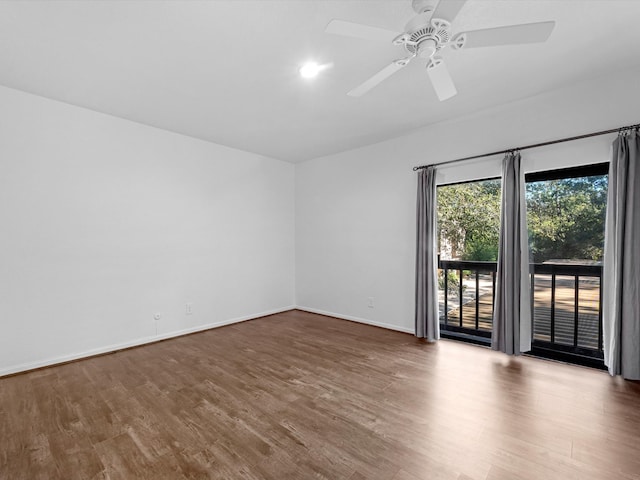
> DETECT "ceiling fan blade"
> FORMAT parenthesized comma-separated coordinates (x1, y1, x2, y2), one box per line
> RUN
(454, 21, 556, 49)
(348, 58, 411, 97)
(431, 0, 468, 22)
(426, 58, 457, 101)
(325, 19, 401, 43)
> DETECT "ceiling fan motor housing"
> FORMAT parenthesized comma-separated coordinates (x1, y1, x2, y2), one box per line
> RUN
(403, 15, 451, 58)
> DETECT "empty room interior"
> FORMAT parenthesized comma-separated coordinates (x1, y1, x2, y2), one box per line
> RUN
(2, 0, 640, 479)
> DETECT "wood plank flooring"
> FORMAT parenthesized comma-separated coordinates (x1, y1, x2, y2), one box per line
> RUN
(1, 309, 639, 479)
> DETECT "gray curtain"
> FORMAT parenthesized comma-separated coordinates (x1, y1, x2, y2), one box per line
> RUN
(415, 166, 440, 341)
(603, 130, 640, 379)
(492, 152, 532, 355)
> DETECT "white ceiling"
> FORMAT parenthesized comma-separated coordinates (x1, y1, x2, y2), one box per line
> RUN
(1, 0, 639, 163)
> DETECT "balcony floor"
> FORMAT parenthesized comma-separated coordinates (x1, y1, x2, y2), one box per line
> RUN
(442, 275, 601, 351)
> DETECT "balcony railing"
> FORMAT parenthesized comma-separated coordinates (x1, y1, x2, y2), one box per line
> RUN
(438, 258, 604, 364)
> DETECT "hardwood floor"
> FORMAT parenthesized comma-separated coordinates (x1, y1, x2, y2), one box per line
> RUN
(1, 309, 639, 479)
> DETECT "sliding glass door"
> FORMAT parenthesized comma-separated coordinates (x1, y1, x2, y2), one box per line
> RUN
(525, 163, 608, 365)
(436, 179, 501, 339)
(436, 163, 608, 367)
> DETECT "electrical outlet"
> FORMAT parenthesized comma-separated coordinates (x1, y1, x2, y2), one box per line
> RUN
(186, 303, 193, 315)
(368, 297, 375, 308)
(154, 313, 161, 320)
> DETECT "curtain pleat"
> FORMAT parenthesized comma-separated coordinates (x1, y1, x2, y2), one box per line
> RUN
(415, 166, 440, 341)
(492, 152, 532, 355)
(603, 131, 640, 379)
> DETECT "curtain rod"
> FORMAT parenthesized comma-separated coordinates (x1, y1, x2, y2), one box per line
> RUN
(412, 122, 640, 171)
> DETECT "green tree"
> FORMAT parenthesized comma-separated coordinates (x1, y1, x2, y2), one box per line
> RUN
(436, 174, 608, 264)
(526, 175, 607, 262)
(437, 180, 501, 261)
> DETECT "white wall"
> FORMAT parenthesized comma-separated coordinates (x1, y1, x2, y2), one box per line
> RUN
(295, 66, 640, 333)
(0, 86, 295, 375)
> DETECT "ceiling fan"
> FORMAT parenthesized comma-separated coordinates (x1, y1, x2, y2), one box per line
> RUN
(325, 0, 555, 101)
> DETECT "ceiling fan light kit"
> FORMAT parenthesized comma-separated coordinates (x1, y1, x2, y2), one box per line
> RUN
(325, 0, 555, 101)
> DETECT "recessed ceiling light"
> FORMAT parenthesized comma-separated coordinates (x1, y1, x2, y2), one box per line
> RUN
(300, 62, 322, 79)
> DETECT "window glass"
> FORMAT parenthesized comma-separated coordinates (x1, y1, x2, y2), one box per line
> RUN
(437, 179, 501, 261)
(526, 173, 608, 263)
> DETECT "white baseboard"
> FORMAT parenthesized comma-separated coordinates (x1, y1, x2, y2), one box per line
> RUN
(294, 306, 414, 334)
(0, 305, 296, 377)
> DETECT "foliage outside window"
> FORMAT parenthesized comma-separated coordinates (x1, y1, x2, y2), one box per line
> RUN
(436, 166, 608, 263)
(526, 175, 607, 263)
(437, 179, 501, 261)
